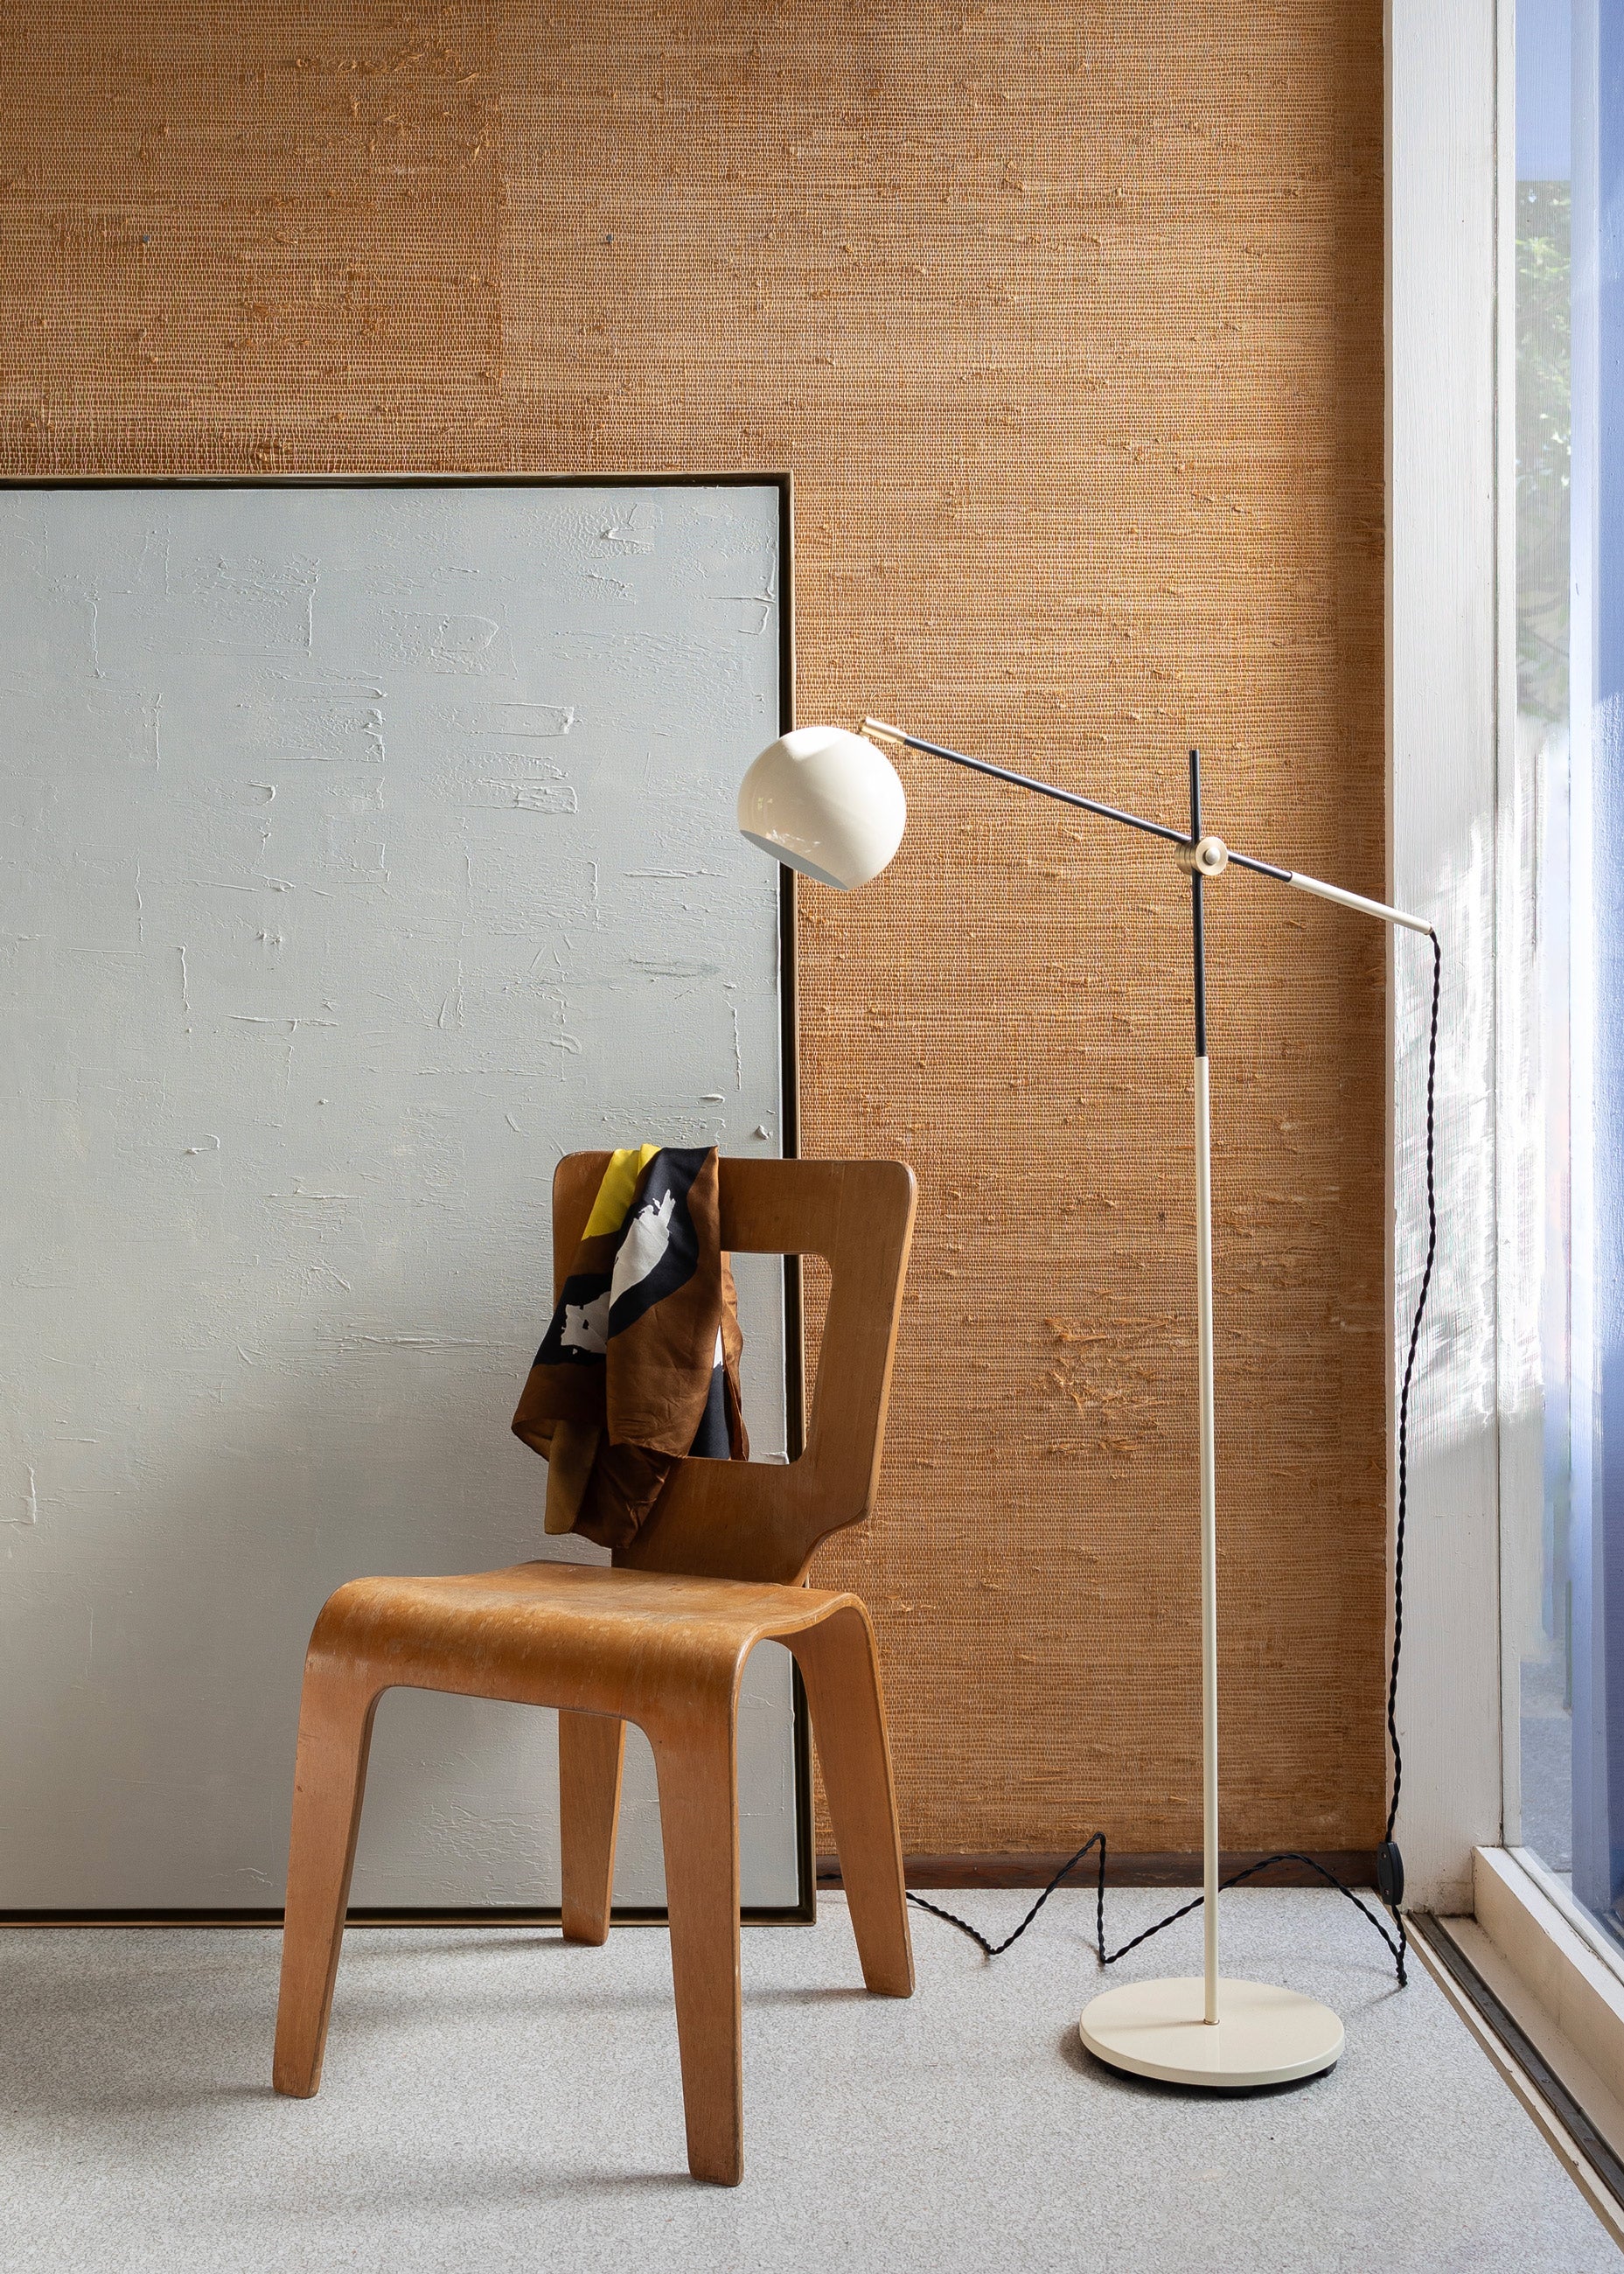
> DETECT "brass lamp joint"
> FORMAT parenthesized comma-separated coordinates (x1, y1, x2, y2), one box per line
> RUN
(1179, 834, 1230, 879)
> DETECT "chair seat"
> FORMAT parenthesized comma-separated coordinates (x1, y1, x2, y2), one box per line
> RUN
(308, 1558, 858, 1726)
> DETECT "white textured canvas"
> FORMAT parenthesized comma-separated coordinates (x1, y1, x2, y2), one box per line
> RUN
(0, 479, 795, 1909)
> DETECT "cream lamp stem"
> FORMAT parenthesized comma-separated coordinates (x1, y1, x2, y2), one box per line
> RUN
(861, 716, 1430, 2088)
(1186, 745, 1221, 2026)
(1196, 1050, 1220, 2020)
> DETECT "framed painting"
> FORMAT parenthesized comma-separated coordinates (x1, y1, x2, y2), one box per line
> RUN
(0, 474, 806, 1919)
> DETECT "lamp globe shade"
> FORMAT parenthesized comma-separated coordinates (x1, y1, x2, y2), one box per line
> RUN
(737, 725, 907, 890)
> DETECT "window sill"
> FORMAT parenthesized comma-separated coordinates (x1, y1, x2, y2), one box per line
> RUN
(1504, 1846, 1624, 1986)
(1425, 1845, 1624, 2221)
(1473, 1847, 1624, 2075)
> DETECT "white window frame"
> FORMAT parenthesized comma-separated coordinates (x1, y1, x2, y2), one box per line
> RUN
(1387, 0, 1506, 1916)
(1393, 0, 1624, 2157)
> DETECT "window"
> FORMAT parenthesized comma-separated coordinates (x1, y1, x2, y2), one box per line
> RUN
(1512, 0, 1624, 1948)
(1513, 0, 1574, 1891)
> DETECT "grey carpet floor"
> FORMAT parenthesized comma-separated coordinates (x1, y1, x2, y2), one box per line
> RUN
(1, 1889, 1616, 2273)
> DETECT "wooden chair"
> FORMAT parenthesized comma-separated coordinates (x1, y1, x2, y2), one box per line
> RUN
(272, 1154, 917, 2185)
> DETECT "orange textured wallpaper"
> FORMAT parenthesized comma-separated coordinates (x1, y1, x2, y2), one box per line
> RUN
(0, 0, 1386, 1860)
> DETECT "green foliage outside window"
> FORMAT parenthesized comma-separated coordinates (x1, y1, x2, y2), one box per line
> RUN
(1518, 182, 1572, 727)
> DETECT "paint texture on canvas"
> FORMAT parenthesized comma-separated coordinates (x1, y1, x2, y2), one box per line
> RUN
(0, 479, 792, 1906)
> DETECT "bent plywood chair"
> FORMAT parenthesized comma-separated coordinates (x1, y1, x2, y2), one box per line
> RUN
(272, 1154, 917, 2185)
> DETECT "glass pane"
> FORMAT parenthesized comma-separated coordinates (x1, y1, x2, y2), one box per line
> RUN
(1567, 0, 1624, 1933)
(1514, 0, 1574, 1884)
(1514, 0, 1624, 1946)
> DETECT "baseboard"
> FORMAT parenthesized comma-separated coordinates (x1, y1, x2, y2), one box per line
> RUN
(0, 1901, 813, 1929)
(818, 1849, 1378, 1890)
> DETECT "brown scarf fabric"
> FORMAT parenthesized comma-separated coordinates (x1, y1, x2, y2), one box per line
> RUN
(512, 1144, 747, 1550)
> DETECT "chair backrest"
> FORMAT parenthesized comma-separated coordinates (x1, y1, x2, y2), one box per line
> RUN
(550, 1154, 917, 1584)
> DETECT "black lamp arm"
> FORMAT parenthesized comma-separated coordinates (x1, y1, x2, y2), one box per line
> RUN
(860, 718, 1434, 938)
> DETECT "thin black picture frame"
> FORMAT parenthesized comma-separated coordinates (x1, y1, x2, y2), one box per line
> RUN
(0, 470, 811, 1930)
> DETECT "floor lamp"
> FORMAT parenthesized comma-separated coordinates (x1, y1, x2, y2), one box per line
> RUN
(737, 720, 1434, 2089)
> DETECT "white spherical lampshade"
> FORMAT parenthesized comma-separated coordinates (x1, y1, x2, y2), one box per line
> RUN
(736, 725, 907, 890)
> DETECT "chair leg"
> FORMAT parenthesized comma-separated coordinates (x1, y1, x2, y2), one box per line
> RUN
(273, 1659, 382, 2098)
(789, 1606, 914, 1998)
(650, 1694, 743, 2185)
(559, 1710, 625, 1944)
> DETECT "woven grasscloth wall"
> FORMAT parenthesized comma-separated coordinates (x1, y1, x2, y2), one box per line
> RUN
(0, 0, 1385, 1862)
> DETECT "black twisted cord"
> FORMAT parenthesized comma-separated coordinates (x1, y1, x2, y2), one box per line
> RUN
(907, 1838, 1405, 1978)
(1377, 928, 1441, 1980)
(904, 929, 1443, 1998)
(905, 1835, 1108, 1962)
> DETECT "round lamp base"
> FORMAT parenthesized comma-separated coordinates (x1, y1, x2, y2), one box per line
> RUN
(1078, 1976, 1343, 2089)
